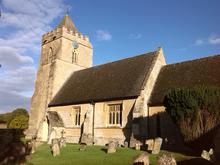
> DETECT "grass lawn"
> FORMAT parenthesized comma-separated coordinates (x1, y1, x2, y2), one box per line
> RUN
(28, 144, 192, 165)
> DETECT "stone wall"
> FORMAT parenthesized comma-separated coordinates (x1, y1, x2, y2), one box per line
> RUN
(132, 48, 166, 138)
(46, 99, 135, 145)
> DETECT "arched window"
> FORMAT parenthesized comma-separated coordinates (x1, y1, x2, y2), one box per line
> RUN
(72, 50, 77, 63)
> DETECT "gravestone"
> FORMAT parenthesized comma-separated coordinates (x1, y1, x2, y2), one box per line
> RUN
(130, 135, 141, 148)
(133, 153, 149, 165)
(152, 137, 163, 154)
(124, 141, 128, 148)
(135, 143, 141, 150)
(51, 139, 60, 156)
(81, 109, 93, 145)
(60, 137, 66, 148)
(79, 144, 86, 151)
(107, 141, 116, 153)
(146, 139, 154, 151)
(157, 154, 176, 165)
(201, 150, 210, 160)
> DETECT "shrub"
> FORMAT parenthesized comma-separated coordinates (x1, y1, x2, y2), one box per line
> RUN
(8, 115, 29, 129)
(164, 86, 220, 142)
(0, 108, 29, 128)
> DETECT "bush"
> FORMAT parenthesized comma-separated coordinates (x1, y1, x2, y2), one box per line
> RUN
(8, 115, 29, 129)
(0, 108, 29, 128)
(164, 86, 220, 142)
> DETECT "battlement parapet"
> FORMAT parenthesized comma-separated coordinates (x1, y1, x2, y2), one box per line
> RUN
(42, 27, 90, 45)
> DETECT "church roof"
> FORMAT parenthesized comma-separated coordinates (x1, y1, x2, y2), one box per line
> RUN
(57, 14, 77, 32)
(149, 54, 220, 105)
(49, 51, 158, 106)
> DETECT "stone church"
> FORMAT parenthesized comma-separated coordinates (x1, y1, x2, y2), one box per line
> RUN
(27, 15, 220, 146)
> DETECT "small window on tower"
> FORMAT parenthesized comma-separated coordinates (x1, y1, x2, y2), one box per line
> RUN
(72, 50, 77, 63)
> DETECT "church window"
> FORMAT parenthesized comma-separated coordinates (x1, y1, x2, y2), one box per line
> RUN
(72, 50, 77, 63)
(73, 106, 81, 126)
(108, 104, 122, 126)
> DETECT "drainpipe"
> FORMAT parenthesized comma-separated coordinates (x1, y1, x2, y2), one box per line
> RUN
(91, 101, 95, 144)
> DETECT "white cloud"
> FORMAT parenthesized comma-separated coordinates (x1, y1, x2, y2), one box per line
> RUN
(0, 46, 33, 69)
(194, 35, 220, 46)
(195, 38, 204, 46)
(0, 0, 66, 113)
(129, 33, 142, 40)
(209, 35, 220, 45)
(96, 30, 112, 41)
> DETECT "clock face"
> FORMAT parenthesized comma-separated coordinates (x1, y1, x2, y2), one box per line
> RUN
(72, 41, 79, 49)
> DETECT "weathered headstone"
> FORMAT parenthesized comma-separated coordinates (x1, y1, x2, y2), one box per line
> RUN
(51, 139, 60, 156)
(124, 141, 128, 148)
(146, 139, 154, 151)
(107, 141, 116, 153)
(135, 143, 141, 150)
(157, 154, 176, 165)
(130, 135, 141, 148)
(152, 137, 163, 154)
(79, 144, 86, 151)
(60, 137, 66, 148)
(133, 153, 149, 165)
(201, 150, 210, 160)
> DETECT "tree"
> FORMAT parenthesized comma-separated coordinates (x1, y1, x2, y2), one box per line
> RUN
(0, 108, 29, 128)
(164, 86, 220, 142)
(8, 115, 29, 129)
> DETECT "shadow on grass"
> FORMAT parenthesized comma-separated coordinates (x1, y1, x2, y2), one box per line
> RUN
(177, 158, 215, 165)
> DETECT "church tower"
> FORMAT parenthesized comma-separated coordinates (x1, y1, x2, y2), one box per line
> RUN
(27, 15, 93, 140)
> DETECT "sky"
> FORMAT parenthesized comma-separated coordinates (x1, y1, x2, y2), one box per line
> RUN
(0, 0, 219, 113)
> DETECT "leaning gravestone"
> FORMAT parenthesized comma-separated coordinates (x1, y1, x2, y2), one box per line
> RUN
(51, 139, 60, 156)
(133, 153, 149, 165)
(152, 137, 163, 154)
(107, 141, 116, 153)
(146, 139, 154, 151)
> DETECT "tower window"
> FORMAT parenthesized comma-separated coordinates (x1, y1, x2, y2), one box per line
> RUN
(108, 104, 122, 126)
(72, 50, 77, 63)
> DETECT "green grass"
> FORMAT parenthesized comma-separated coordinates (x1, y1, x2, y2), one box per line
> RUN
(28, 144, 191, 165)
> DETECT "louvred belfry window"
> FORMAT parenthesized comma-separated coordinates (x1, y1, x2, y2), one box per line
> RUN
(108, 104, 122, 126)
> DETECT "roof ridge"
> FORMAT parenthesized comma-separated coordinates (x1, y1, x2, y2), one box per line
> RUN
(73, 51, 157, 74)
(166, 54, 220, 67)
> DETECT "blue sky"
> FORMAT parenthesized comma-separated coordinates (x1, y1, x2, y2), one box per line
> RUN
(0, 0, 220, 113)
